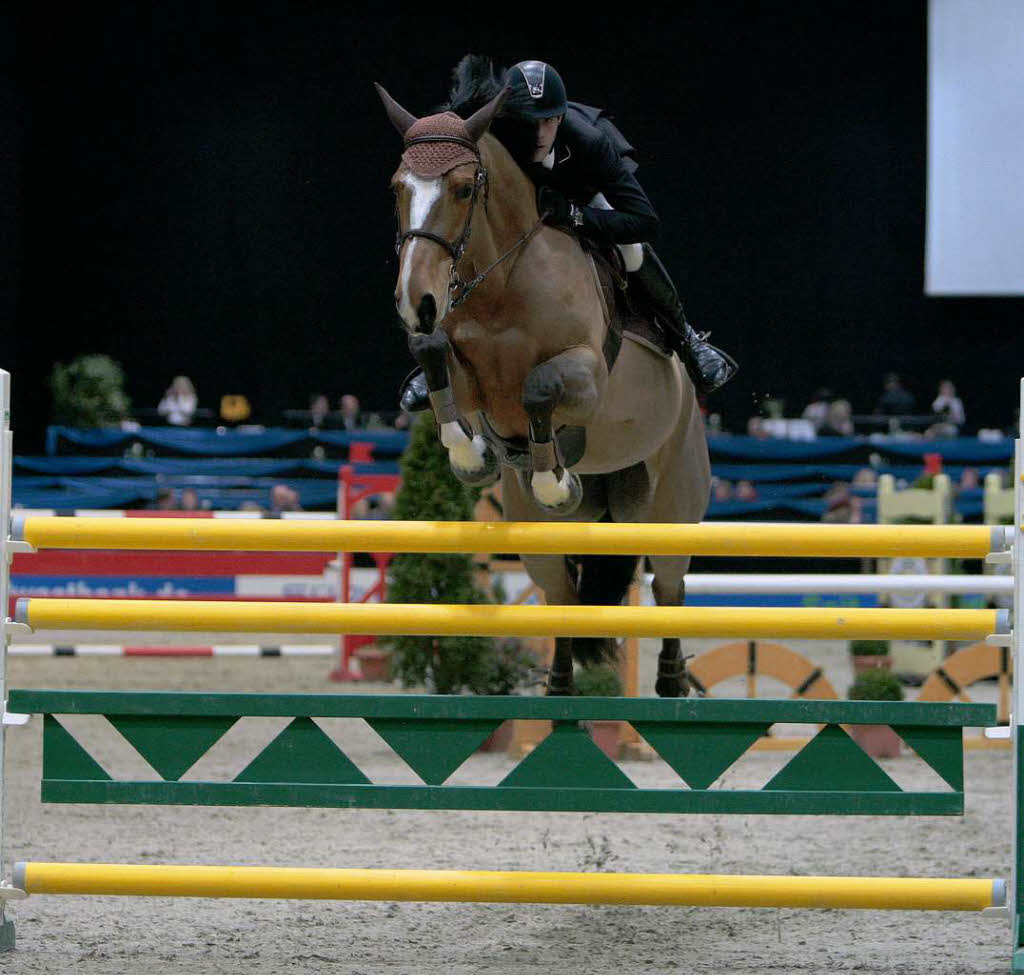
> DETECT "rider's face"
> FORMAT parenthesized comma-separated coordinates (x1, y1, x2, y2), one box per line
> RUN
(533, 115, 563, 162)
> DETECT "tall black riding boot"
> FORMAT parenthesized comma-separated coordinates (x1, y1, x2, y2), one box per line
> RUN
(631, 243, 737, 394)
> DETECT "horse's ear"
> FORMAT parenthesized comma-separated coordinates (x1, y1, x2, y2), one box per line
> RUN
(464, 87, 509, 143)
(375, 83, 418, 138)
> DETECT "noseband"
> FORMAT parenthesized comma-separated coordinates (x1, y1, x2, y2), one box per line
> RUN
(395, 135, 545, 311)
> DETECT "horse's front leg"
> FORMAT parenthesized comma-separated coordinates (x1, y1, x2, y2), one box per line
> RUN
(522, 347, 601, 514)
(651, 569, 693, 698)
(408, 331, 499, 486)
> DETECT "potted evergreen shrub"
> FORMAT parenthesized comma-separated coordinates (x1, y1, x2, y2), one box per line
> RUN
(384, 415, 495, 694)
(847, 667, 904, 758)
(849, 638, 891, 673)
(575, 663, 624, 760)
(50, 354, 131, 427)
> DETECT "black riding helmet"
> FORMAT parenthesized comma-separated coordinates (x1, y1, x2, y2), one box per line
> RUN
(502, 61, 568, 120)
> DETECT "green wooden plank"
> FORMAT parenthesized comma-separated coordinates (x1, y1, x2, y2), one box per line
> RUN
(35, 780, 965, 815)
(632, 721, 769, 789)
(766, 725, 902, 794)
(108, 715, 237, 781)
(6, 690, 997, 728)
(897, 725, 965, 791)
(498, 723, 635, 790)
(42, 715, 110, 783)
(235, 717, 370, 785)
(367, 718, 502, 785)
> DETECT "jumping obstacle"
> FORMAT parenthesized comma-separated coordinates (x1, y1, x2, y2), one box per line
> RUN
(2, 367, 1024, 971)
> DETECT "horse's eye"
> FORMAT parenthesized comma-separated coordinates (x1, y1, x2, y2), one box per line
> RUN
(456, 185, 473, 201)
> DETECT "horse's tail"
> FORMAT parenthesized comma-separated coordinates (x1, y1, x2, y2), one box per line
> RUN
(567, 552, 640, 669)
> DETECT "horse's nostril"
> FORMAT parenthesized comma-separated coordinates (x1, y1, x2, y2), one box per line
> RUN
(416, 294, 437, 333)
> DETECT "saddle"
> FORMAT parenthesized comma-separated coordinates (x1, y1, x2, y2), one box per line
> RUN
(583, 243, 674, 369)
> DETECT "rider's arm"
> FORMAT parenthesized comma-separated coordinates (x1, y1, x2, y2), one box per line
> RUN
(577, 134, 660, 247)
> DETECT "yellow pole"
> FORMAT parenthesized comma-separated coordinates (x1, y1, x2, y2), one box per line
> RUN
(17, 599, 1001, 640)
(15, 863, 1003, 911)
(16, 517, 1005, 558)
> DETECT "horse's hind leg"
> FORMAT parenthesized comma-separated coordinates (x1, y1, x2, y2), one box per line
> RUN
(649, 563, 693, 697)
(408, 330, 498, 486)
(522, 347, 603, 514)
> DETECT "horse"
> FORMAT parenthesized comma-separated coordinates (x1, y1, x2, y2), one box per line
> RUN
(375, 79, 711, 697)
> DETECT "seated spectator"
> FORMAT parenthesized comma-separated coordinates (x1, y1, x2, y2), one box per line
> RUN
(801, 388, 833, 432)
(338, 394, 363, 431)
(822, 482, 862, 523)
(928, 379, 966, 437)
(959, 467, 980, 491)
(734, 480, 759, 501)
(852, 467, 878, 487)
(746, 416, 769, 439)
(393, 410, 412, 431)
(151, 487, 177, 510)
(819, 399, 854, 437)
(270, 484, 303, 514)
(179, 487, 200, 511)
(309, 393, 331, 429)
(158, 376, 198, 426)
(873, 373, 916, 416)
(711, 478, 734, 503)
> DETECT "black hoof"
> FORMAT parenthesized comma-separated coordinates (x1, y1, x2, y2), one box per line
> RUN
(545, 669, 578, 697)
(398, 368, 431, 413)
(656, 658, 692, 698)
(452, 440, 500, 487)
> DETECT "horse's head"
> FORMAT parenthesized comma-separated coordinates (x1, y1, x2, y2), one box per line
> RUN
(376, 84, 506, 333)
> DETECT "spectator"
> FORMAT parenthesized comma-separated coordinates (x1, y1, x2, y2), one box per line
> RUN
(746, 416, 770, 439)
(393, 410, 412, 431)
(735, 480, 759, 501)
(180, 487, 200, 511)
(152, 487, 177, 510)
(338, 394, 363, 431)
(929, 379, 966, 436)
(959, 467, 980, 491)
(711, 478, 734, 503)
(873, 373, 916, 416)
(309, 393, 331, 429)
(852, 467, 878, 487)
(801, 388, 833, 432)
(270, 484, 303, 514)
(158, 376, 198, 426)
(822, 482, 863, 523)
(820, 399, 854, 437)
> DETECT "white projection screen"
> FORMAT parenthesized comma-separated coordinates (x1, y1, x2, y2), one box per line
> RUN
(926, 0, 1024, 295)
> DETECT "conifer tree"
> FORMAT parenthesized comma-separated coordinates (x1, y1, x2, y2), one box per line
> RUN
(385, 415, 494, 693)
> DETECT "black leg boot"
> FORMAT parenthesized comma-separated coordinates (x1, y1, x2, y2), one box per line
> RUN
(632, 243, 738, 394)
(398, 368, 432, 413)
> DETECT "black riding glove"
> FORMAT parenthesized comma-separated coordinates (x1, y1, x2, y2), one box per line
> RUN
(537, 186, 578, 229)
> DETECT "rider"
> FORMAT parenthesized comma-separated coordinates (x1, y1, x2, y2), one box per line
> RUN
(400, 59, 737, 412)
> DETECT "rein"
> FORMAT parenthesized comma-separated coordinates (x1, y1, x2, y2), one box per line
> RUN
(395, 135, 545, 312)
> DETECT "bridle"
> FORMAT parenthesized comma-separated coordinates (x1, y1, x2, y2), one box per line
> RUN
(395, 134, 545, 311)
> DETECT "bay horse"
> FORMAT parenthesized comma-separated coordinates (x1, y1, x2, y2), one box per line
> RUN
(376, 82, 711, 696)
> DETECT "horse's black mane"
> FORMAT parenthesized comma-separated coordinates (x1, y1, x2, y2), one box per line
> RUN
(444, 55, 504, 115)
(443, 54, 537, 119)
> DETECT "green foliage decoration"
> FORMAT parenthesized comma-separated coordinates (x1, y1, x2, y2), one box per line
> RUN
(385, 414, 496, 694)
(50, 354, 131, 427)
(848, 639, 890, 657)
(574, 663, 624, 697)
(847, 668, 904, 702)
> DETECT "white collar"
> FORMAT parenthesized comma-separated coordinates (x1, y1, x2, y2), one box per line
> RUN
(541, 149, 555, 170)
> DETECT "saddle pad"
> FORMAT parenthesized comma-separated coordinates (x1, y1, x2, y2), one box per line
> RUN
(586, 246, 674, 361)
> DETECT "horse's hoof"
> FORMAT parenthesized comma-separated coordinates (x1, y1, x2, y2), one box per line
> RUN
(451, 440, 500, 487)
(531, 470, 583, 516)
(545, 669, 578, 696)
(656, 658, 692, 698)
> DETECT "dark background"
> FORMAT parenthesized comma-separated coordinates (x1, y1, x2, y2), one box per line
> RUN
(3, 3, 1021, 452)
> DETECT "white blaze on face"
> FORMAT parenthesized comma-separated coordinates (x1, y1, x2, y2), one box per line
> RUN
(397, 173, 444, 328)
